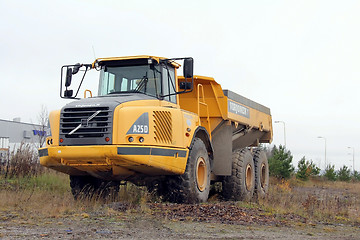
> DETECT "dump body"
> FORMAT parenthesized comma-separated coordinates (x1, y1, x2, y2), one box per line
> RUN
(178, 76, 272, 141)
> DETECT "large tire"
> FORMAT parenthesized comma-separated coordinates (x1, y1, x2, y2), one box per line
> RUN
(222, 148, 255, 201)
(96, 180, 120, 200)
(70, 175, 119, 200)
(167, 137, 211, 203)
(70, 175, 95, 200)
(253, 149, 269, 199)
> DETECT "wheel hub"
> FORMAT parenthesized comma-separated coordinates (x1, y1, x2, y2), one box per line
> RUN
(196, 157, 207, 192)
(245, 164, 253, 191)
(260, 163, 266, 188)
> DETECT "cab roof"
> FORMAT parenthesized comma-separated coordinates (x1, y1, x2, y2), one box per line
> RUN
(92, 55, 180, 68)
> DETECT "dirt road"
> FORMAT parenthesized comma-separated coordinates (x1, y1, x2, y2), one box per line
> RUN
(1, 202, 359, 239)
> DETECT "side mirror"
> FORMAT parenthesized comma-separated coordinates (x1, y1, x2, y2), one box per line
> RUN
(65, 68, 72, 87)
(72, 63, 81, 74)
(64, 89, 73, 97)
(179, 82, 192, 90)
(183, 58, 193, 79)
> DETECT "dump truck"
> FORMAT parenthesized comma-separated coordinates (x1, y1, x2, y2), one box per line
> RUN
(39, 55, 272, 203)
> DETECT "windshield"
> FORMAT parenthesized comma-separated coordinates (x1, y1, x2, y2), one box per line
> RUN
(98, 65, 162, 97)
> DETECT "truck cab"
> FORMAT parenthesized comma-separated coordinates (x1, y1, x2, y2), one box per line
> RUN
(97, 57, 177, 103)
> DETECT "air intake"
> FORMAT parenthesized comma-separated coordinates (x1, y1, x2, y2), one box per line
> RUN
(153, 111, 172, 144)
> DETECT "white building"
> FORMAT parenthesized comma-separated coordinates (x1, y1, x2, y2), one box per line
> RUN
(0, 118, 47, 163)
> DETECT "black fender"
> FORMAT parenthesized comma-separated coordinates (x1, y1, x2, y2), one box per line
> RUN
(189, 126, 214, 168)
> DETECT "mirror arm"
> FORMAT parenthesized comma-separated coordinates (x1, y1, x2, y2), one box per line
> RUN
(60, 64, 91, 99)
(72, 67, 89, 98)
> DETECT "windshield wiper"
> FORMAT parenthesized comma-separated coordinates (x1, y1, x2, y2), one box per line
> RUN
(134, 74, 148, 93)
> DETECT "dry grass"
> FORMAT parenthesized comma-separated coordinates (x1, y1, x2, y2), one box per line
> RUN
(0, 172, 75, 219)
(261, 177, 360, 224)
(1, 171, 359, 226)
(0, 170, 154, 221)
(2, 143, 43, 178)
(2, 143, 358, 226)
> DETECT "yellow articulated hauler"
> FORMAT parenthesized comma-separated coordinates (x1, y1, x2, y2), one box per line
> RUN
(39, 56, 272, 203)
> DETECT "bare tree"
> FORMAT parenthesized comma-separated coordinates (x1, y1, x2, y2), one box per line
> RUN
(35, 105, 49, 148)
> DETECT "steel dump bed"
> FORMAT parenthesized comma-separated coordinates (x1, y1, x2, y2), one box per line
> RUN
(223, 89, 272, 137)
(178, 76, 272, 145)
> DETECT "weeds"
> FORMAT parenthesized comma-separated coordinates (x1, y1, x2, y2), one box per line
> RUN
(1, 157, 360, 226)
(262, 177, 360, 225)
(2, 143, 43, 178)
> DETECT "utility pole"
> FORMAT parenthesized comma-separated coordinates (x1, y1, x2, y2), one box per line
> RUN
(348, 147, 355, 173)
(318, 136, 327, 169)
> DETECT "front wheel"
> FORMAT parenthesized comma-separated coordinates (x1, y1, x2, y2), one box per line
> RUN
(70, 175, 119, 200)
(70, 175, 95, 200)
(167, 137, 211, 203)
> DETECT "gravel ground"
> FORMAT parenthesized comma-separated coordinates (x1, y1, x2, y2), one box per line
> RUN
(0, 202, 359, 240)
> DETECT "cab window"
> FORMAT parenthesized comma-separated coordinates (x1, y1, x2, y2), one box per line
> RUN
(162, 66, 176, 103)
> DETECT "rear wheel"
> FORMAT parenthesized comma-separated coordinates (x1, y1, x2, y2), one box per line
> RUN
(222, 148, 255, 201)
(253, 149, 269, 199)
(167, 137, 211, 203)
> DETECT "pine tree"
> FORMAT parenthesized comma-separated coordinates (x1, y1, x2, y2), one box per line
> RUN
(323, 164, 337, 181)
(337, 165, 351, 182)
(296, 157, 320, 181)
(268, 145, 294, 179)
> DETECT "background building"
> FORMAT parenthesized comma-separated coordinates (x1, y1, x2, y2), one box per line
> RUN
(0, 118, 47, 163)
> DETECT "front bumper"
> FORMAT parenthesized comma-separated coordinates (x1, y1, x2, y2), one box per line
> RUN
(39, 145, 188, 176)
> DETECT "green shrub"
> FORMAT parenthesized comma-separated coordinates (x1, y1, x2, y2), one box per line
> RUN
(323, 164, 337, 181)
(337, 165, 351, 182)
(268, 145, 294, 179)
(352, 170, 360, 181)
(296, 157, 320, 181)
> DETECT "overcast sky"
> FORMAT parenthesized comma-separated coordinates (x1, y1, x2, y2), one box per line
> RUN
(1, 0, 359, 171)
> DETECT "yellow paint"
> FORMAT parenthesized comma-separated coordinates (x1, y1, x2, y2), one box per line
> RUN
(112, 101, 188, 148)
(48, 110, 60, 146)
(178, 75, 272, 143)
(40, 145, 189, 177)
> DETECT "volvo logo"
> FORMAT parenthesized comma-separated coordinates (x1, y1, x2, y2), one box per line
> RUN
(81, 119, 89, 127)
(68, 110, 101, 135)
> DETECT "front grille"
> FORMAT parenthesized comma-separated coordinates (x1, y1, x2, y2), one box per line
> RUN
(153, 111, 172, 144)
(60, 106, 112, 145)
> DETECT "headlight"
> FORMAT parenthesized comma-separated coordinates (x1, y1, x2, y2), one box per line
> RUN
(46, 120, 52, 137)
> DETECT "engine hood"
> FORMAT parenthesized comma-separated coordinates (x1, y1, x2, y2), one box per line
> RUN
(64, 93, 156, 109)
(59, 93, 156, 146)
